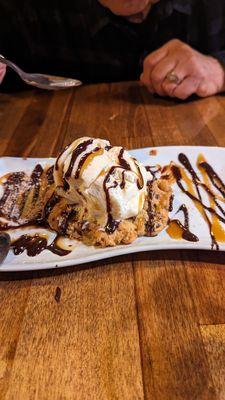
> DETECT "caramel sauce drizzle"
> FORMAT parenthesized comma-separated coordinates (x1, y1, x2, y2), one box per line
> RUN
(199, 158, 225, 197)
(167, 204, 199, 242)
(134, 160, 144, 190)
(65, 139, 93, 179)
(197, 154, 225, 244)
(61, 139, 93, 191)
(138, 192, 145, 213)
(172, 153, 225, 249)
(75, 147, 104, 179)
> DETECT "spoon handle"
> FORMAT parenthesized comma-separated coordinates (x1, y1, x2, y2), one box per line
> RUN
(0, 233, 10, 264)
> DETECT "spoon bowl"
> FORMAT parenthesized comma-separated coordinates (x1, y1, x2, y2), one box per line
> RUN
(0, 54, 83, 90)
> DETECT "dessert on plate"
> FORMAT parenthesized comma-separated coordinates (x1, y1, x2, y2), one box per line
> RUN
(0, 137, 173, 247)
(49, 137, 172, 246)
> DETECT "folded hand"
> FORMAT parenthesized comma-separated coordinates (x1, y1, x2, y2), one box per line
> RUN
(140, 39, 225, 99)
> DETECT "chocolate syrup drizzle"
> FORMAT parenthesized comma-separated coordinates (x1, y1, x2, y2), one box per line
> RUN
(65, 139, 93, 180)
(46, 165, 54, 185)
(134, 161, 144, 190)
(58, 209, 77, 236)
(43, 193, 60, 220)
(172, 153, 225, 250)
(103, 166, 119, 234)
(11, 234, 71, 257)
(168, 204, 199, 242)
(58, 139, 94, 191)
(169, 195, 174, 212)
(30, 164, 44, 206)
(120, 170, 126, 189)
(100, 149, 145, 234)
(199, 161, 225, 197)
(55, 144, 69, 171)
(118, 149, 131, 170)
(75, 146, 100, 179)
(105, 145, 112, 151)
(102, 148, 146, 233)
(0, 163, 73, 258)
(145, 181, 154, 236)
(145, 165, 161, 181)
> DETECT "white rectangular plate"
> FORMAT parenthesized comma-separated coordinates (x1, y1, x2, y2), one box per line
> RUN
(1, 146, 225, 272)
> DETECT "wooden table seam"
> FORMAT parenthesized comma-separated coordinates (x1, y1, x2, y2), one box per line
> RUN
(132, 261, 155, 400)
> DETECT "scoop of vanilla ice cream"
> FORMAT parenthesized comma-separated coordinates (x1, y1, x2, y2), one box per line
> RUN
(54, 137, 152, 227)
(54, 137, 111, 201)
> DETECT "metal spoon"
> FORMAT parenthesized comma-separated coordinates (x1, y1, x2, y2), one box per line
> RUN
(0, 233, 10, 264)
(0, 54, 83, 90)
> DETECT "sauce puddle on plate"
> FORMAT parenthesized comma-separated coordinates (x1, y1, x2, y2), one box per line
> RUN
(11, 234, 72, 257)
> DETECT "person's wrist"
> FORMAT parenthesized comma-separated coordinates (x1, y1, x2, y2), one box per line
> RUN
(210, 56, 225, 93)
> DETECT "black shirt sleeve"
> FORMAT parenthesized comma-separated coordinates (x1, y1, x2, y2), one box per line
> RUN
(212, 51, 225, 66)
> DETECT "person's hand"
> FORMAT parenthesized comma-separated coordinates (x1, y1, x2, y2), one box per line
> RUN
(0, 62, 6, 84)
(140, 39, 225, 99)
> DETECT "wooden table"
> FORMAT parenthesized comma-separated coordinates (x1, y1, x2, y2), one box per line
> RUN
(0, 82, 225, 400)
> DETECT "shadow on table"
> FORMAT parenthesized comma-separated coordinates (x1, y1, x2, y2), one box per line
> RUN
(0, 248, 224, 282)
(84, 82, 214, 106)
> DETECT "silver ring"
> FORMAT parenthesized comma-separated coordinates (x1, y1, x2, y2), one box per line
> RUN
(166, 71, 180, 85)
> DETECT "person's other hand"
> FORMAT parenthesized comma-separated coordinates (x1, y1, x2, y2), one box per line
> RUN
(140, 39, 225, 99)
(0, 63, 6, 84)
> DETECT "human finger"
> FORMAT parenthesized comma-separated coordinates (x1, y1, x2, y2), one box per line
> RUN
(141, 45, 169, 92)
(140, 72, 154, 93)
(196, 81, 218, 97)
(173, 76, 201, 100)
(161, 58, 192, 97)
(150, 57, 178, 96)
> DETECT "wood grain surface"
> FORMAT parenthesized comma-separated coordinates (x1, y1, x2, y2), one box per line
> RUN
(0, 82, 225, 400)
